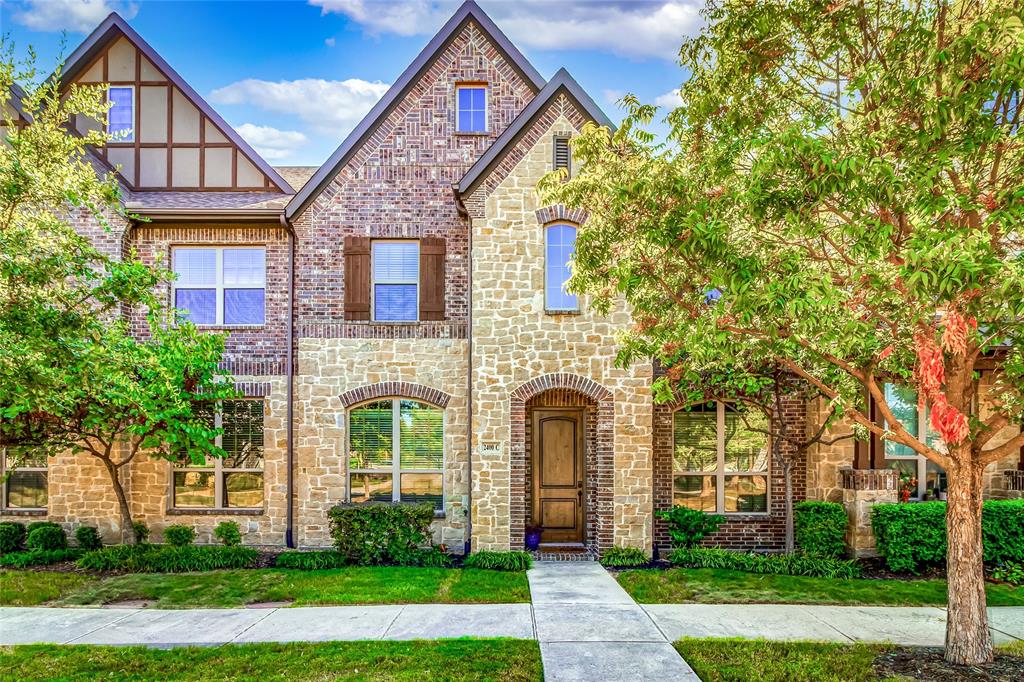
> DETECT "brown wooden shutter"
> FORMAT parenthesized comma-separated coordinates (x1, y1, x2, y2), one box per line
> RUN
(343, 236, 371, 321)
(419, 237, 446, 321)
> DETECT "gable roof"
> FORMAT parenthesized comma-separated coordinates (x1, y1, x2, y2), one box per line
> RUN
(284, 0, 545, 220)
(58, 12, 293, 194)
(6, 82, 31, 123)
(455, 67, 614, 197)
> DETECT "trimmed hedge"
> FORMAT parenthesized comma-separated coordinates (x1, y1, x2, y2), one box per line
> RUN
(77, 544, 258, 572)
(600, 546, 649, 567)
(74, 526, 103, 551)
(163, 525, 196, 547)
(668, 547, 861, 579)
(794, 501, 848, 558)
(872, 499, 1024, 573)
(0, 548, 83, 568)
(214, 521, 241, 547)
(328, 502, 435, 566)
(0, 522, 26, 554)
(656, 506, 725, 548)
(275, 550, 349, 570)
(26, 525, 67, 552)
(462, 551, 532, 571)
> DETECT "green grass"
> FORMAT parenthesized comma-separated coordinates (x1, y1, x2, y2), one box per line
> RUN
(617, 567, 1024, 606)
(0, 639, 543, 681)
(0, 570, 97, 606)
(23, 567, 530, 608)
(674, 639, 889, 682)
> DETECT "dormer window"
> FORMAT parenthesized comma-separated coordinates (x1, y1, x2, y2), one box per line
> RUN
(456, 84, 487, 133)
(107, 86, 134, 141)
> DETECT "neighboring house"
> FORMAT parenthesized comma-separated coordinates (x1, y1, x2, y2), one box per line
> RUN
(2, 1, 1021, 555)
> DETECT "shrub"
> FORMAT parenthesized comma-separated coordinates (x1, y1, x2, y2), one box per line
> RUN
(462, 551, 532, 571)
(132, 521, 151, 544)
(668, 547, 861, 579)
(74, 526, 103, 551)
(404, 547, 453, 568)
(991, 561, 1024, 586)
(163, 525, 196, 547)
(0, 548, 83, 568)
(871, 499, 1024, 573)
(794, 501, 848, 558)
(328, 502, 435, 566)
(275, 550, 349, 570)
(26, 524, 67, 552)
(214, 521, 242, 547)
(600, 546, 649, 567)
(77, 544, 258, 572)
(0, 522, 26, 554)
(656, 506, 725, 548)
(26, 521, 60, 535)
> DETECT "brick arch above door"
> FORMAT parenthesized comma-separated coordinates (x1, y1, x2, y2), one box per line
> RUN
(338, 382, 452, 409)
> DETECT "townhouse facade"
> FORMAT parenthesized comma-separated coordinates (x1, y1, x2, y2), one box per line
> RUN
(3, 1, 1022, 556)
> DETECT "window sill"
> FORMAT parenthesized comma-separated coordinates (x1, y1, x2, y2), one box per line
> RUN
(166, 508, 265, 516)
(454, 131, 490, 137)
(545, 309, 581, 316)
(0, 508, 48, 517)
(191, 325, 266, 331)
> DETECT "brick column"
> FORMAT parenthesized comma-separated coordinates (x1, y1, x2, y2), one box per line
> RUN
(841, 468, 899, 558)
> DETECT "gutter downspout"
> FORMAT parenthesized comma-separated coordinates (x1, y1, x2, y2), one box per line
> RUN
(280, 213, 297, 549)
(454, 186, 472, 555)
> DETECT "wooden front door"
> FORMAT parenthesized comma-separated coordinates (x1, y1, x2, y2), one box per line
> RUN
(531, 409, 585, 543)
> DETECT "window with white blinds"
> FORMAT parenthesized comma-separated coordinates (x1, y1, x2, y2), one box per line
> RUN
(372, 241, 419, 321)
(349, 399, 443, 510)
(172, 247, 266, 326)
(673, 402, 769, 514)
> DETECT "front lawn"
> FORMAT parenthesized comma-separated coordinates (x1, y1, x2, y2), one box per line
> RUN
(0, 639, 543, 681)
(0, 570, 97, 606)
(617, 567, 1024, 606)
(0, 567, 530, 608)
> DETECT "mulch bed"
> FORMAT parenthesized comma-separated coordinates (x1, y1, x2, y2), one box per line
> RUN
(857, 557, 947, 581)
(874, 647, 1024, 681)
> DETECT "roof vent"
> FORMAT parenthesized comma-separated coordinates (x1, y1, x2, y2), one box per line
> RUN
(553, 135, 571, 176)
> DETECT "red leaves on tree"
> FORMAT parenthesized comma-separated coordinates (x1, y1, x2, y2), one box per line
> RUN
(914, 332, 945, 399)
(911, 308, 977, 446)
(940, 309, 976, 357)
(929, 393, 971, 445)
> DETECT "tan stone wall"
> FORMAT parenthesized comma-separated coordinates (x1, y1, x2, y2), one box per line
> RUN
(805, 398, 858, 503)
(469, 112, 653, 552)
(294, 338, 469, 549)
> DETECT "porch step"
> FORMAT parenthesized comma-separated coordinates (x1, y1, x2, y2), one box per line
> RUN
(530, 547, 596, 562)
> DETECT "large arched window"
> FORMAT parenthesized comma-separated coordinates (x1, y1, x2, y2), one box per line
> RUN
(545, 223, 578, 312)
(672, 402, 769, 514)
(348, 398, 444, 511)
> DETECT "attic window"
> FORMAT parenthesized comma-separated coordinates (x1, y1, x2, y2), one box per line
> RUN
(456, 84, 487, 133)
(107, 86, 134, 142)
(553, 135, 571, 175)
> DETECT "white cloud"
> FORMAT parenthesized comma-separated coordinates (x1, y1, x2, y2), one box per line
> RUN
(9, 0, 138, 33)
(603, 89, 625, 105)
(324, 37, 336, 47)
(210, 78, 390, 138)
(310, 0, 703, 60)
(235, 123, 308, 161)
(654, 88, 682, 108)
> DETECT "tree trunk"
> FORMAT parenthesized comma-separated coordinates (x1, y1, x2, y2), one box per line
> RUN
(99, 456, 138, 545)
(783, 462, 794, 554)
(944, 449, 992, 665)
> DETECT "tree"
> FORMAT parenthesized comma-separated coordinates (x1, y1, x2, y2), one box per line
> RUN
(541, 0, 1023, 665)
(0, 50, 235, 543)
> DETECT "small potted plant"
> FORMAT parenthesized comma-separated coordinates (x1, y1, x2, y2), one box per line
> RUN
(898, 473, 918, 503)
(524, 523, 543, 551)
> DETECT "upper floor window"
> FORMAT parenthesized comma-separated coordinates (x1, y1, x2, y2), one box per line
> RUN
(372, 241, 419, 322)
(348, 398, 444, 511)
(456, 84, 487, 133)
(883, 384, 946, 498)
(545, 224, 578, 312)
(1, 448, 48, 511)
(173, 400, 265, 510)
(672, 402, 770, 514)
(173, 247, 266, 326)
(108, 86, 134, 141)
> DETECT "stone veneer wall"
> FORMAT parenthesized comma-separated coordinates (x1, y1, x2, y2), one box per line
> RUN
(468, 109, 654, 553)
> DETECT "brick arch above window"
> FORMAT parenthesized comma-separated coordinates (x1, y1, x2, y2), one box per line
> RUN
(510, 373, 612, 404)
(338, 382, 452, 409)
(535, 205, 588, 227)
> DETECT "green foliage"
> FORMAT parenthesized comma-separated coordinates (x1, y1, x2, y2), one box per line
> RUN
(872, 500, 1024, 573)
(74, 526, 103, 551)
(462, 551, 532, 572)
(76, 544, 258, 573)
(26, 521, 60, 535)
(213, 521, 241, 547)
(657, 506, 725, 548)
(405, 547, 454, 568)
(131, 522, 151, 544)
(25, 524, 67, 552)
(327, 503, 436, 566)
(794, 501, 848, 558)
(600, 546, 649, 567)
(275, 550, 350, 570)
(0, 548, 83, 568)
(668, 547, 861, 580)
(990, 561, 1024, 586)
(0, 521, 26, 553)
(163, 525, 195, 547)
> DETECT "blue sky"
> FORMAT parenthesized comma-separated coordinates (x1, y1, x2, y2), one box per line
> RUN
(1, 0, 700, 166)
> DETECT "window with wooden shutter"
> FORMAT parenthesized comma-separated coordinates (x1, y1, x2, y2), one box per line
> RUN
(419, 237, 446, 321)
(553, 135, 571, 175)
(343, 236, 371, 321)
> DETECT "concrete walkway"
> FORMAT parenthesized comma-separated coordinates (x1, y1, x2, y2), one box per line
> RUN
(527, 562, 699, 681)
